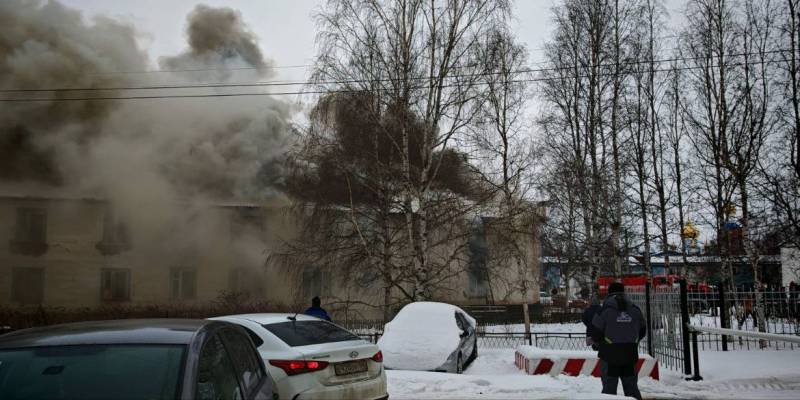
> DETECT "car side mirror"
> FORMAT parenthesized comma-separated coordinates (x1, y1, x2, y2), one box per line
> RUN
(459, 330, 468, 338)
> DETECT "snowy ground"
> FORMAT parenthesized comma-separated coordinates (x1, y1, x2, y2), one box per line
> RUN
(387, 346, 800, 399)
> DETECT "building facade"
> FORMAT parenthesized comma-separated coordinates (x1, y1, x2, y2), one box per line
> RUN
(0, 195, 541, 320)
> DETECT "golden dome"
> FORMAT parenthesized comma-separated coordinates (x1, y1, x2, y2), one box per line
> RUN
(682, 221, 699, 239)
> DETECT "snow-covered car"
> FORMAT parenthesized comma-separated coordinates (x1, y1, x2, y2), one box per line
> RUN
(211, 314, 388, 400)
(378, 302, 477, 373)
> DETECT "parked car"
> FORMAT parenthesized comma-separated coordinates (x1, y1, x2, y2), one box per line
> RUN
(377, 302, 477, 374)
(0, 319, 277, 400)
(539, 291, 553, 305)
(211, 314, 388, 400)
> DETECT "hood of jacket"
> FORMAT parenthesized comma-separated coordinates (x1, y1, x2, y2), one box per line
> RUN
(602, 292, 630, 311)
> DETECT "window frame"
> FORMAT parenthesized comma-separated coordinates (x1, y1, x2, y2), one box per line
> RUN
(170, 267, 197, 301)
(100, 268, 131, 302)
(218, 328, 266, 398)
(11, 267, 45, 305)
(14, 207, 47, 244)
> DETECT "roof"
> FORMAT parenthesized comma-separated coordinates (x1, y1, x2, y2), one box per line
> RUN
(0, 319, 219, 349)
(212, 313, 320, 325)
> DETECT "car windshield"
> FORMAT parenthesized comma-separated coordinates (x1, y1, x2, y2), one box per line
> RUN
(0, 344, 185, 400)
(264, 321, 360, 347)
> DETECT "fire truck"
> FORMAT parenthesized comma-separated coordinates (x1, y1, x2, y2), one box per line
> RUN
(597, 274, 712, 296)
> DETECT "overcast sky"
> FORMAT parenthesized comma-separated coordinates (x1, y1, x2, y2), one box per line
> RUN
(58, 0, 687, 101)
(57, 1, 565, 87)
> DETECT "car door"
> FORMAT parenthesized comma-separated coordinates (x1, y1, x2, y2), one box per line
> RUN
(196, 333, 245, 400)
(455, 312, 476, 359)
(219, 327, 275, 400)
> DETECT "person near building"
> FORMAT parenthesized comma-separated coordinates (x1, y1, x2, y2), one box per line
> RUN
(591, 282, 646, 400)
(304, 296, 332, 321)
(582, 293, 602, 350)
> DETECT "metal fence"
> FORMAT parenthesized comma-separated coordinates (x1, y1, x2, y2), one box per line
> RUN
(627, 285, 688, 373)
(684, 287, 800, 351)
(477, 332, 587, 350)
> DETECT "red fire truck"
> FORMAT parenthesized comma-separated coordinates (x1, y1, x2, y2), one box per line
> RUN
(597, 274, 712, 296)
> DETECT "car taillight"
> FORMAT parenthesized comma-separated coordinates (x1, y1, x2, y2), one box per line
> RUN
(269, 360, 329, 376)
(371, 351, 383, 363)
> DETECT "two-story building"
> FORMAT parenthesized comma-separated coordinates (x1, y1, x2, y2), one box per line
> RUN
(0, 194, 542, 320)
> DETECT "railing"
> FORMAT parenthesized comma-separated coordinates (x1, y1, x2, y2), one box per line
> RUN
(686, 324, 800, 381)
(353, 329, 589, 350)
(685, 287, 800, 351)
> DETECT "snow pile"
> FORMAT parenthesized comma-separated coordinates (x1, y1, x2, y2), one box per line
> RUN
(378, 302, 470, 371)
(387, 350, 620, 399)
(388, 347, 800, 399)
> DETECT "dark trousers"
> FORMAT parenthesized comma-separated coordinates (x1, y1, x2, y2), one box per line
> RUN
(600, 360, 642, 400)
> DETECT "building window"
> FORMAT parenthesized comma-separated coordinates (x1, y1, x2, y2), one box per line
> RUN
(230, 207, 263, 238)
(12, 268, 44, 305)
(228, 267, 264, 297)
(96, 207, 131, 255)
(10, 208, 48, 256)
(171, 268, 197, 301)
(466, 218, 490, 298)
(302, 268, 332, 298)
(101, 268, 131, 302)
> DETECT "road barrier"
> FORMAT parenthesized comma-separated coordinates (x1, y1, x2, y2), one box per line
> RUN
(514, 346, 659, 380)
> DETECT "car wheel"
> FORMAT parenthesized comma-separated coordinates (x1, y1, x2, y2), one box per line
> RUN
(456, 353, 464, 374)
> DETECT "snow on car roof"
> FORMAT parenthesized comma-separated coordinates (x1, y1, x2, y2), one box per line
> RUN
(218, 313, 321, 325)
(378, 302, 473, 371)
(389, 302, 474, 329)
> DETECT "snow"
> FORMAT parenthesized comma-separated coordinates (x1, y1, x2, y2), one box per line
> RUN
(387, 344, 800, 399)
(378, 302, 469, 371)
(387, 349, 620, 399)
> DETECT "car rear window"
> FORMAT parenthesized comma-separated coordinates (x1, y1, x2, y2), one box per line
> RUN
(264, 321, 360, 347)
(0, 344, 185, 400)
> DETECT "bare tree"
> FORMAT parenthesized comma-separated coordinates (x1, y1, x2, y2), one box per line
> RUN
(681, 0, 740, 288)
(313, 0, 510, 301)
(469, 27, 539, 302)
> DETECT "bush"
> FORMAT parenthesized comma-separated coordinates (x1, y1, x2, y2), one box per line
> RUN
(0, 297, 295, 331)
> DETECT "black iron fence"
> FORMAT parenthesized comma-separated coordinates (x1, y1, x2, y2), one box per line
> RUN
(683, 286, 800, 351)
(627, 284, 688, 373)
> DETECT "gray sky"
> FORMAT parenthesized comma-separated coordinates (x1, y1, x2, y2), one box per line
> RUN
(58, 0, 561, 90)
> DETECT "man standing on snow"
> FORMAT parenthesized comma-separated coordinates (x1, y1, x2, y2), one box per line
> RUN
(304, 296, 332, 321)
(582, 291, 602, 349)
(591, 282, 646, 400)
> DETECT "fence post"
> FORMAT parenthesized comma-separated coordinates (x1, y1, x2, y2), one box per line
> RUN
(645, 282, 654, 357)
(719, 283, 728, 351)
(690, 331, 703, 381)
(680, 279, 693, 376)
(523, 303, 532, 346)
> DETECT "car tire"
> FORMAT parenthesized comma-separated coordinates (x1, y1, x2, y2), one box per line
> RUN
(469, 340, 478, 364)
(456, 353, 464, 374)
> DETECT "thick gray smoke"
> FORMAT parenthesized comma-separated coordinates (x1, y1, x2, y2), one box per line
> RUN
(160, 5, 270, 79)
(0, 1, 291, 257)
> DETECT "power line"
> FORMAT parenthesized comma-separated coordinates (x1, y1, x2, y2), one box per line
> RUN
(1, 48, 789, 94)
(0, 48, 791, 102)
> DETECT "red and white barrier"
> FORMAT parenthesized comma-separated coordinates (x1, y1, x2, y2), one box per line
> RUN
(514, 346, 659, 380)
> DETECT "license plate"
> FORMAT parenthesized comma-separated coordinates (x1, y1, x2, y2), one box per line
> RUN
(334, 360, 368, 376)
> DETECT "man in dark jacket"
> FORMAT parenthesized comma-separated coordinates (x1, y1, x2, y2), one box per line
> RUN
(582, 293, 602, 349)
(304, 296, 332, 321)
(591, 282, 646, 400)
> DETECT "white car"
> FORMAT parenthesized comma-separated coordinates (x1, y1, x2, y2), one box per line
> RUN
(211, 314, 388, 400)
(378, 302, 477, 373)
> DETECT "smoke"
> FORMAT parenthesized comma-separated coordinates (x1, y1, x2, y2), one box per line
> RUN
(160, 5, 270, 79)
(0, 1, 292, 261)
